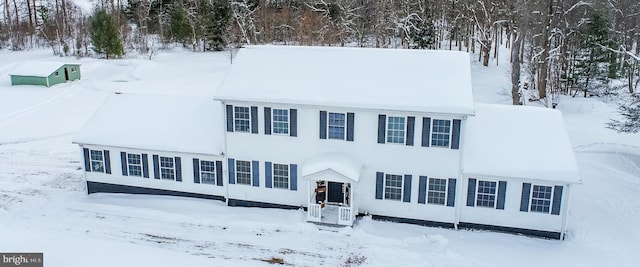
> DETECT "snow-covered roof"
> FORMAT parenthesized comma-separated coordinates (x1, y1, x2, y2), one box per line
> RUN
(463, 104, 580, 183)
(215, 46, 475, 115)
(73, 94, 224, 155)
(301, 152, 363, 182)
(9, 61, 80, 77)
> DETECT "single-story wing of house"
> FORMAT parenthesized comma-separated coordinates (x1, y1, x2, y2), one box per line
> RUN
(9, 61, 81, 87)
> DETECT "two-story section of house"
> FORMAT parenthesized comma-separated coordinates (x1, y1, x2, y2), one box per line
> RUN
(214, 46, 475, 227)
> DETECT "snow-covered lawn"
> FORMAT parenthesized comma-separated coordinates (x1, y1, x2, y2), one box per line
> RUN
(1, 48, 639, 267)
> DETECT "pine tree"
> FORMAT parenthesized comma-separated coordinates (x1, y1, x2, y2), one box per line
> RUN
(90, 9, 124, 59)
(608, 94, 640, 133)
(198, 0, 230, 51)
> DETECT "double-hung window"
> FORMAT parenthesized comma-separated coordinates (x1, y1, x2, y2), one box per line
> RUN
(530, 185, 553, 213)
(272, 109, 289, 135)
(273, 164, 290, 189)
(386, 116, 406, 144)
(384, 174, 403, 201)
(431, 119, 451, 147)
(200, 160, 217, 185)
(234, 106, 251, 132)
(427, 178, 447, 205)
(127, 153, 142, 177)
(159, 156, 176, 180)
(328, 112, 346, 140)
(90, 150, 105, 173)
(235, 160, 252, 185)
(476, 180, 497, 208)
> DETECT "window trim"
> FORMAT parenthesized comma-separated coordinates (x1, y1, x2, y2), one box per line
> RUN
(233, 106, 251, 133)
(271, 108, 290, 136)
(529, 184, 554, 214)
(272, 163, 290, 190)
(386, 116, 407, 145)
(126, 153, 143, 177)
(327, 112, 347, 140)
(475, 179, 498, 208)
(234, 160, 252, 185)
(383, 173, 404, 201)
(159, 156, 176, 180)
(427, 177, 448, 205)
(430, 118, 453, 148)
(199, 160, 217, 185)
(89, 149, 105, 173)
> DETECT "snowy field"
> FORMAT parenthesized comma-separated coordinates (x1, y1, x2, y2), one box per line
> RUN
(0, 48, 639, 267)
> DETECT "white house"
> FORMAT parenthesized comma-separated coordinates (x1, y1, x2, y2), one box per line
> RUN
(72, 46, 580, 240)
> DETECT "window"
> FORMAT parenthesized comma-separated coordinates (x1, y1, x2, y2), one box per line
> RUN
(54, 71, 59, 76)
(431, 119, 451, 147)
(234, 106, 250, 132)
(476, 180, 497, 207)
(328, 112, 346, 140)
(386, 116, 405, 144)
(384, 174, 403, 201)
(273, 163, 289, 189)
(200, 160, 217, 185)
(127, 153, 142, 177)
(71, 67, 76, 72)
(427, 178, 447, 205)
(272, 109, 289, 135)
(235, 160, 252, 185)
(90, 150, 105, 173)
(530, 185, 553, 213)
(159, 156, 175, 180)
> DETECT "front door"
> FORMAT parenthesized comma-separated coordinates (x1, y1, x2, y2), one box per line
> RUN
(327, 182, 344, 203)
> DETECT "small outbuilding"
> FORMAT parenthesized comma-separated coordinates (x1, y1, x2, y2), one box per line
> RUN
(9, 61, 81, 87)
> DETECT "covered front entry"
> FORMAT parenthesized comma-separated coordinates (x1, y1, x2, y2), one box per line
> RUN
(301, 153, 362, 226)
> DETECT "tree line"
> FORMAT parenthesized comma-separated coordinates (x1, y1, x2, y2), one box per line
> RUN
(1, 0, 639, 131)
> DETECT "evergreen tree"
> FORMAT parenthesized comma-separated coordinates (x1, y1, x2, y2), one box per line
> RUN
(90, 9, 124, 59)
(409, 18, 436, 49)
(198, 0, 230, 51)
(608, 94, 640, 133)
(168, 2, 192, 45)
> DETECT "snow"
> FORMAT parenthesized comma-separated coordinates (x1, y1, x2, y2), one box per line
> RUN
(301, 152, 363, 182)
(8, 61, 79, 77)
(72, 94, 225, 155)
(463, 104, 581, 183)
(216, 45, 476, 115)
(1, 47, 640, 266)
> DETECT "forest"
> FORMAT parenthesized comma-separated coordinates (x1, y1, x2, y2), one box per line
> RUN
(1, 0, 639, 131)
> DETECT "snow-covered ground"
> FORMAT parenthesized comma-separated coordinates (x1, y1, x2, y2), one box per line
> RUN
(0, 48, 639, 267)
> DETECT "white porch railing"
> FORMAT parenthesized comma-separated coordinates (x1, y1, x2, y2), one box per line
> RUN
(308, 203, 321, 222)
(338, 206, 353, 226)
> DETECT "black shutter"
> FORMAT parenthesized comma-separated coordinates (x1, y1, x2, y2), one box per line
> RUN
(319, 111, 327, 139)
(215, 160, 223, 186)
(264, 107, 271, 135)
(520, 183, 531, 212)
(265, 162, 273, 188)
(375, 172, 384, 199)
(377, 115, 386, 144)
(290, 109, 297, 137)
(226, 105, 234, 132)
(175, 157, 182, 182)
(466, 178, 476, 207)
(120, 152, 128, 176)
(142, 154, 149, 178)
(250, 106, 258, 134)
(406, 116, 415, 146)
(422, 117, 431, 147)
(447, 178, 457, 207)
(228, 158, 235, 184)
(551, 186, 563, 215)
(103, 150, 111, 174)
(418, 176, 427, 204)
(346, 112, 355, 141)
(153, 155, 160, 179)
(252, 160, 259, 187)
(403, 175, 412, 202)
(83, 148, 91, 172)
(451, 119, 461, 149)
(193, 158, 200, 184)
(290, 164, 298, 191)
(496, 181, 507, 210)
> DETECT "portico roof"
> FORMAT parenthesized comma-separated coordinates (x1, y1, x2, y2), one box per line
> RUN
(301, 152, 363, 183)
